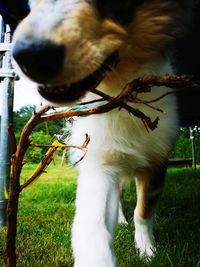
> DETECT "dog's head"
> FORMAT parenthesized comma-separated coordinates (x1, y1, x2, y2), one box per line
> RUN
(12, 0, 190, 104)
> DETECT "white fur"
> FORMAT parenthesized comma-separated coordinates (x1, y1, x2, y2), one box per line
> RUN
(72, 163, 118, 267)
(134, 209, 155, 258)
(71, 59, 178, 266)
(118, 201, 128, 224)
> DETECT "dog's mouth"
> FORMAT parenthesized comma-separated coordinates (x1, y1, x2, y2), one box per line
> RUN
(37, 51, 119, 103)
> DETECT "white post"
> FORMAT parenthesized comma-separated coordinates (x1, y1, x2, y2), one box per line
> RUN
(189, 126, 197, 169)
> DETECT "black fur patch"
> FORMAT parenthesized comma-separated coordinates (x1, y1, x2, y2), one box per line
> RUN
(86, 0, 145, 25)
(171, 0, 200, 124)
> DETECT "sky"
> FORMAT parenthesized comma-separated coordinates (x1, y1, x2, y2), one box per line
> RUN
(0, 78, 43, 114)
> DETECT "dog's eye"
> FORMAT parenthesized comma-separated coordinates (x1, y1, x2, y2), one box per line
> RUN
(86, 0, 144, 25)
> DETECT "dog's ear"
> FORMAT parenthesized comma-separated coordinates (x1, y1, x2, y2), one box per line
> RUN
(0, 0, 30, 30)
(86, 0, 145, 25)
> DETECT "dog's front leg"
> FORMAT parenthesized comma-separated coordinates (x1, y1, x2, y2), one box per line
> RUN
(72, 162, 119, 267)
(134, 164, 167, 258)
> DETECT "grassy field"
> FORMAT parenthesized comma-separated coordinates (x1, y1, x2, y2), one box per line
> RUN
(0, 163, 200, 267)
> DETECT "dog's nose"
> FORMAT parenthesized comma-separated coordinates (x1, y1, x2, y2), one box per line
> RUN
(12, 38, 65, 83)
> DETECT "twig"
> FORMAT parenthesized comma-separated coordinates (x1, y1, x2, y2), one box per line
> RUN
(37, 75, 200, 131)
(19, 147, 58, 192)
(30, 143, 72, 148)
(73, 134, 90, 165)
(8, 124, 17, 155)
(6, 106, 52, 267)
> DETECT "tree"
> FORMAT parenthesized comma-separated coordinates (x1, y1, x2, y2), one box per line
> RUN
(13, 104, 65, 136)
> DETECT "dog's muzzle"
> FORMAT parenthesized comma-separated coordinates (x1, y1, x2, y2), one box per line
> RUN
(38, 51, 119, 103)
(12, 37, 119, 104)
(12, 37, 65, 83)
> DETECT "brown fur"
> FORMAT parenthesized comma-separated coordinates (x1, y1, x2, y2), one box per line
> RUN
(135, 164, 167, 219)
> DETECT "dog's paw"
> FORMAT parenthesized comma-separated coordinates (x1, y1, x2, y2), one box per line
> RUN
(118, 203, 128, 224)
(134, 231, 155, 258)
(134, 211, 155, 259)
(74, 255, 116, 267)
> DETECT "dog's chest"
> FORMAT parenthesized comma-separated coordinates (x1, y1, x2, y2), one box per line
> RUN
(71, 87, 178, 171)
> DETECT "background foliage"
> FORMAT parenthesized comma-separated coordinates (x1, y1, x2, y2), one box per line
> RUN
(172, 128, 200, 161)
(13, 105, 66, 163)
(13, 105, 65, 136)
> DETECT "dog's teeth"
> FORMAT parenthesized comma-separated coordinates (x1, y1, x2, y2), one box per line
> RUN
(38, 84, 67, 94)
(39, 85, 48, 92)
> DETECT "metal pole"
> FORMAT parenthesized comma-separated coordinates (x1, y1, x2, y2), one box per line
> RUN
(0, 18, 15, 227)
(189, 127, 197, 169)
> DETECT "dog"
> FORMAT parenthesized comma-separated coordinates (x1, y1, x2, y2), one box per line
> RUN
(12, 1, 195, 266)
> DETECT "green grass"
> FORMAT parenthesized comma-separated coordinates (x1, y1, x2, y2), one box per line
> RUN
(0, 164, 200, 267)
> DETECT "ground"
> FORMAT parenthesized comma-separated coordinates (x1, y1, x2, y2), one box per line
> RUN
(0, 162, 200, 267)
